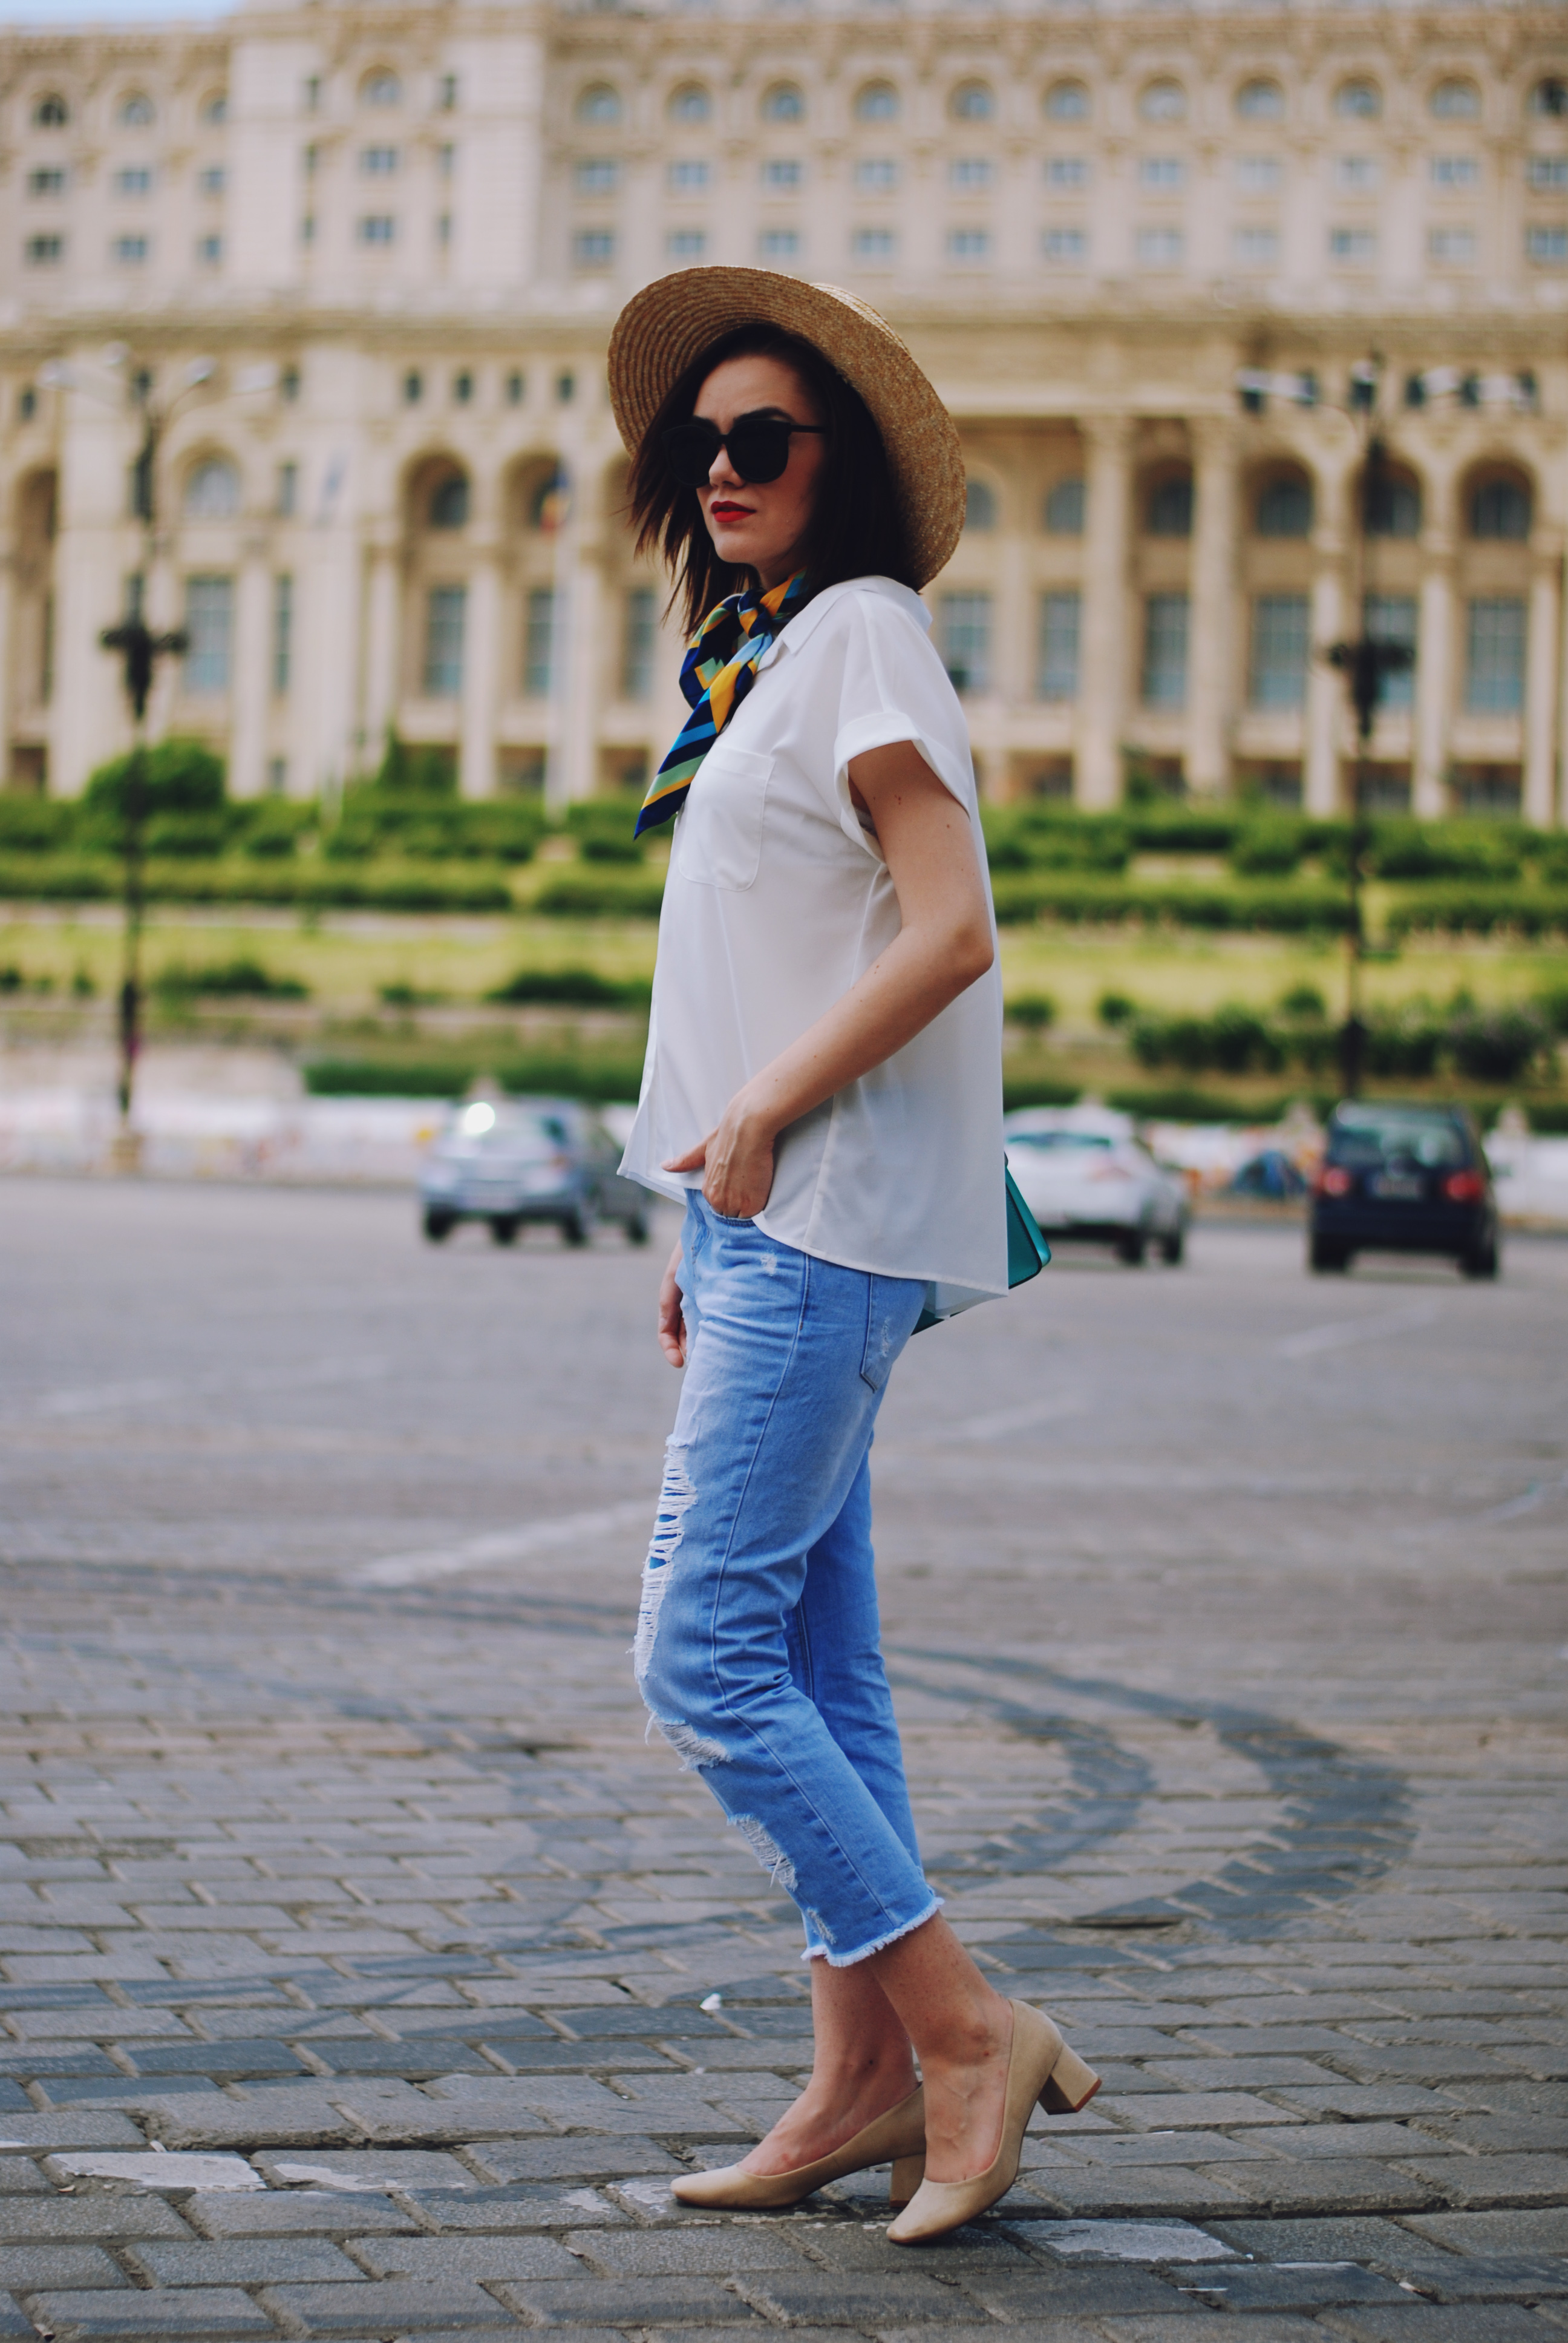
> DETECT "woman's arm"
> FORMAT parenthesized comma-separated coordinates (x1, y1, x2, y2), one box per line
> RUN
(663, 739, 995, 1223)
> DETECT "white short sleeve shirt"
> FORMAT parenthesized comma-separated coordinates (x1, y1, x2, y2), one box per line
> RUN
(619, 575, 1007, 1308)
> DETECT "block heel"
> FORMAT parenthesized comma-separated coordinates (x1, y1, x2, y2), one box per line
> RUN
(1039, 2043, 1101, 2116)
(889, 2153, 925, 2208)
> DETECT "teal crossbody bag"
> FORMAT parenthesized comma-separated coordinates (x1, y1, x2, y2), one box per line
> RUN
(913, 1166, 1051, 1335)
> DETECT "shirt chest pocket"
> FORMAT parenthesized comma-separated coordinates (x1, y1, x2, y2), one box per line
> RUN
(675, 746, 772, 891)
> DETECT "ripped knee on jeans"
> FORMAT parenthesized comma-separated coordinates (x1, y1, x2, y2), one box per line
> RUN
(632, 1439, 698, 1685)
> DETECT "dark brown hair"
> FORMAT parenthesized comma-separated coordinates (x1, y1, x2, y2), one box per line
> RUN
(627, 323, 914, 635)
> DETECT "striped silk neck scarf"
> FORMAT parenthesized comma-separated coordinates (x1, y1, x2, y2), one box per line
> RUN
(634, 571, 811, 837)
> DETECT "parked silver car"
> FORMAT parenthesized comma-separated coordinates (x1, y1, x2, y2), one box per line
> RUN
(1004, 1104, 1189, 1265)
(419, 1098, 652, 1247)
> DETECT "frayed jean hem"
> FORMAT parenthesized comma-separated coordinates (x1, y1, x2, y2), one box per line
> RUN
(802, 1895, 944, 1968)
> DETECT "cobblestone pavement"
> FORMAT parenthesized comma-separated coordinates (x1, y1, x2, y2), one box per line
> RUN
(2, 1178, 1566, 2342)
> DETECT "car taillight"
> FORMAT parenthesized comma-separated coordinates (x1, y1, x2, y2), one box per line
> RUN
(1443, 1170, 1484, 1202)
(1319, 1167, 1353, 1198)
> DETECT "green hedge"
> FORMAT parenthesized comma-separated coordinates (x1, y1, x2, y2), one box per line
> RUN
(0, 856, 513, 913)
(987, 875, 1352, 931)
(534, 870, 667, 920)
(304, 1047, 647, 1102)
(1387, 888, 1568, 939)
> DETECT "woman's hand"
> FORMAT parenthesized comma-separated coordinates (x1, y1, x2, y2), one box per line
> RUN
(664, 1089, 777, 1221)
(657, 1240, 688, 1367)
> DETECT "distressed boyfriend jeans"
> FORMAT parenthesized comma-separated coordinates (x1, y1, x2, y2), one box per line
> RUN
(634, 1193, 940, 1965)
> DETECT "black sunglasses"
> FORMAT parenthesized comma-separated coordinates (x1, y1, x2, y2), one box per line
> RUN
(662, 413, 826, 490)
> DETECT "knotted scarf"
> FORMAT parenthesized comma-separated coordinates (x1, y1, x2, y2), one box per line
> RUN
(634, 571, 811, 837)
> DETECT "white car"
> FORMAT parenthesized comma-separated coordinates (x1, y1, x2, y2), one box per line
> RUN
(1004, 1104, 1189, 1265)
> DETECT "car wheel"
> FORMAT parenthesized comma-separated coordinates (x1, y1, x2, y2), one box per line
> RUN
(1116, 1232, 1146, 1266)
(625, 1208, 651, 1246)
(1461, 1239, 1499, 1280)
(561, 1208, 592, 1248)
(1160, 1228, 1186, 1267)
(1310, 1237, 1350, 1273)
(422, 1210, 454, 1244)
(490, 1218, 519, 1247)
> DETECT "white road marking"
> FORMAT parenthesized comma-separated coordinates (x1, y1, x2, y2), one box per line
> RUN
(1273, 1301, 1444, 1361)
(947, 1394, 1086, 1443)
(1481, 1472, 1568, 1525)
(356, 1497, 653, 1588)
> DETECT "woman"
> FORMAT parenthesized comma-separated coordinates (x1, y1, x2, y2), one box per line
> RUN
(609, 269, 1097, 2247)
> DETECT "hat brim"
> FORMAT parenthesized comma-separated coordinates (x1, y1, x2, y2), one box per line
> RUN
(607, 266, 965, 592)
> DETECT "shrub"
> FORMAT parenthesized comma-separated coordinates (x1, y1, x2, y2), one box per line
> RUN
(84, 738, 225, 824)
(1097, 991, 1135, 1027)
(1278, 982, 1328, 1021)
(486, 966, 652, 1009)
(534, 870, 665, 920)
(1536, 985, 1568, 1037)
(0, 855, 114, 901)
(1007, 991, 1056, 1032)
(144, 811, 235, 858)
(304, 1045, 648, 1103)
(1447, 1006, 1552, 1084)
(1131, 1004, 1284, 1076)
(0, 796, 74, 853)
(1231, 821, 1305, 877)
(1387, 889, 1568, 939)
(1367, 819, 1522, 883)
(154, 956, 309, 1001)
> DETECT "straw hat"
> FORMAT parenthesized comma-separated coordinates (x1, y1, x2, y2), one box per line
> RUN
(607, 266, 965, 590)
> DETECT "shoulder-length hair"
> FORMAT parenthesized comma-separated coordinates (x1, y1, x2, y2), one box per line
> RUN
(626, 323, 914, 637)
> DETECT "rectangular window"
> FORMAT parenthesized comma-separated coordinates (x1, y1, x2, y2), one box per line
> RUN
(360, 146, 399, 175)
(950, 157, 993, 190)
(947, 228, 990, 263)
(1141, 592, 1189, 710)
(575, 158, 618, 195)
(1235, 154, 1280, 192)
(114, 167, 153, 197)
(1043, 227, 1088, 264)
(1429, 227, 1476, 264)
(274, 462, 296, 520)
(1138, 156, 1185, 189)
(762, 158, 802, 189)
(667, 229, 705, 260)
(622, 587, 657, 701)
(267, 756, 287, 797)
(25, 236, 63, 266)
(1330, 226, 1377, 263)
(184, 575, 234, 696)
(1465, 598, 1525, 715)
(198, 165, 226, 197)
(303, 76, 321, 113)
(197, 234, 223, 266)
(424, 584, 466, 698)
(113, 235, 149, 264)
(1526, 225, 1568, 266)
(668, 159, 710, 192)
(1527, 155, 1568, 191)
(1047, 155, 1088, 188)
(855, 158, 898, 193)
(437, 212, 451, 248)
(1233, 226, 1278, 268)
(573, 228, 614, 267)
(357, 215, 396, 245)
(1136, 227, 1183, 267)
(1365, 594, 1417, 713)
(759, 228, 800, 260)
(524, 588, 558, 697)
(1248, 594, 1310, 709)
(272, 574, 293, 696)
(1036, 591, 1080, 703)
(1431, 154, 1478, 188)
(854, 226, 896, 264)
(28, 168, 67, 197)
(939, 593, 992, 695)
(1335, 154, 1379, 189)
(439, 73, 458, 111)
(439, 143, 455, 180)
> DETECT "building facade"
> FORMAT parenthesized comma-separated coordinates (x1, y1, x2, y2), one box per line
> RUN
(0, 0, 1564, 819)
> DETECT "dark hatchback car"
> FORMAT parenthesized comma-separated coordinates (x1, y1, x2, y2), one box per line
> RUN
(1309, 1103, 1498, 1278)
(419, 1098, 652, 1247)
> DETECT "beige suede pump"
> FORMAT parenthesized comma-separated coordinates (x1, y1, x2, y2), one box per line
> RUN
(670, 2084, 927, 2211)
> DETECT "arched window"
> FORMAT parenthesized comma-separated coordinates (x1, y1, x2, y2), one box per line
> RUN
(430, 473, 470, 529)
(528, 468, 570, 532)
(762, 82, 805, 123)
(1139, 78, 1187, 123)
(201, 91, 227, 125)
(576, 83, 622, 125)
(1146, 471, 1193, 536)
(33, 94, 68, 128)
(1236, 78, 1284, 121)
(1430, 77, 1480, 120)
(183, 457, 241, 520)
(1469, 475, 1532, 541)
(361, 71, 402, 109)
(1255, 473, 1313, 537)
(1529, 78, 1568, 119)
(1366, 471, 1420, 538)
(1044, 79, 1089, 122)
(964, 480, 997, 531)
(668, 82, 711, 124)
(1044, 477, 1085, 534)
(855, 80, 900, 122)
(1334, 77, 1382, 120)
(950, 80, 994, 122)
(119, 93, 155, 127)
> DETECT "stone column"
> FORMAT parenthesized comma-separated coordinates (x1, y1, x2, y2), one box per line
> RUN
(459, 531, 500, 800)
(1524, 546, 1561, 831)
(228, 538, 270, 801)
(1413, 539, 1455, 821)
(1304, 516, 1344, 820)
(1077, 415, 1131, 810)
(362, 531, 400, 754)
(1187, 418, 1236, 798)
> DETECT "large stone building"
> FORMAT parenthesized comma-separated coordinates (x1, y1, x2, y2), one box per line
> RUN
(0, 0, 1564, 819)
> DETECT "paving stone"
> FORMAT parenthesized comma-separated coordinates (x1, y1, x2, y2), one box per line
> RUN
(1118, 2094, 1310, 2129)
(414, 2187, 632, 2231)
(561, 2225, 805, 2275)
(185, 2188, 423, 2237)
(1313, 2309, 1560, 2341)
(256, 2148, 476, 2192)
(128, 2235, 365, 2284)
(1165, 2259, 1411, 2308)
(1022, 2166, 1254, 2217)
(0, 2243, 128, 2289)
(1391, 2258, 1568, 2304)
(1403, 2208, 1568, 2256)
(1201, 2159, 1442, 2213)
(1073, 2318, 1325, 2342)
(1398, 2153, 1568, 2207)
(1270, 2088, 1471, 2122)
(730, 2269, 966, 2323)
(0, 2113, 146, 2151)
(350, 2232, 585, 2279)
(0, 2158, 50, 2193)
(135, 2090, 358, 2151)
(26, 2287, 275, 2338)
(958, 2267, 1198, 2317)
(268, 2276, 524, 2330)
(501, 2275, 756, 2324)
(465, 2138, 684, 2184)
(0, 2304, 39, 2339)
(0, 2194, 194, 2243)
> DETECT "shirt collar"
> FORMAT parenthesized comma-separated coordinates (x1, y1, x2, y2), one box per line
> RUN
(756, 575, 932, 669)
